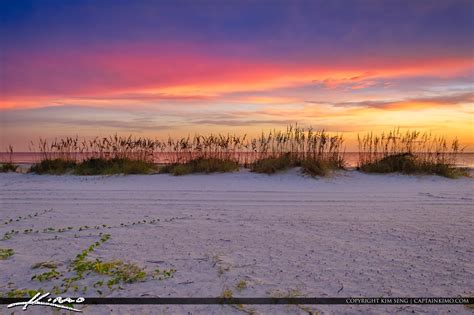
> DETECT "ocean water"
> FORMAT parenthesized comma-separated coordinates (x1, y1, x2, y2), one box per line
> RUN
(2, 152, 474, 168)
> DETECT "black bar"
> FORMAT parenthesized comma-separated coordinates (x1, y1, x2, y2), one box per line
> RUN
(1, 297, 473, 305)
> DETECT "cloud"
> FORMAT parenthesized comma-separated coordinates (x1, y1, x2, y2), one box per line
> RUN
(62, 119, 174, 132)
(186, 119, 296, 127)
(2, 42, 473, 110)
(74, 93, 213, 102)
(0, 106, 175, 132)
(312, 72, 383, 90)
(306, 92, 474, 110)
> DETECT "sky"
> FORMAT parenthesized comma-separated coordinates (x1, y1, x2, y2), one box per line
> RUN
(1, 0, 473, 151)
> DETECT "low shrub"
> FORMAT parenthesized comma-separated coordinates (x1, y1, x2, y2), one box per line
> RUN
(0, 163, 18, 173)
(0, 248, 14, 260)
(251, 153, 344, 176)
(30, 159, 76, 175)
(160, 158, 239, 176)
(250, 153, 294, 174)
(160, 163, 193, 176)
(359, 153, 416, 173)
(74, 158, 155, 175)
(30, 158, 155, 175)
(300, 158, 340, 177)
(359, 153, 469, 178)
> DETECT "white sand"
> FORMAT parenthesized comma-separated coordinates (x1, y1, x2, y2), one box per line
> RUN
(0, 170, 473, 314)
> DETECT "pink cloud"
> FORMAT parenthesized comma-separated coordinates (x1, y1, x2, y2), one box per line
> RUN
(2, 42, 473, 109)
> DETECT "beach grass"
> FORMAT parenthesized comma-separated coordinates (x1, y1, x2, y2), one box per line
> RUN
(300, 158, 342, 177)
(30, 158, 77, 175)
(5, 124, 470, 178)
(74, 158, 155, 175)
(249, 125, 345, 176)
(357, 129, 468, 178)
(1, 145, 18, 173)
(359, 153, 469, 178)
(159, 158, 239, 175)
(30, 158, 155, 175)
(0, 163, 18, 173)
(250, 154, 343, 176)
(250, 153, 294, 174)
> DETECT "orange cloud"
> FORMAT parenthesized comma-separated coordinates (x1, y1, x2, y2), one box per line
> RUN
(2, 43, 473, 110)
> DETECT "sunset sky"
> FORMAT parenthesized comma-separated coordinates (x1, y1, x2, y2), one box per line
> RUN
(1, 0, 473, 150)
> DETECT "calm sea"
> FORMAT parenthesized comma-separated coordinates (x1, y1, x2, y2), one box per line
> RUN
(2, 152, 474, 168)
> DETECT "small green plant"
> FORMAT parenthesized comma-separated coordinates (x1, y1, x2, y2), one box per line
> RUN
(221, 288, 233, 299)
(5, 288, 45, 298)
(1, 230, 19, 241)
(235, 280, 247, 291)
(104, 261, 147, 287)
(32, 261, 58, 269)
(0, 248, 14, 260)
(61, 234, 157, 293)
(151, 268, 176, 280)
(32, 269, 61, 282)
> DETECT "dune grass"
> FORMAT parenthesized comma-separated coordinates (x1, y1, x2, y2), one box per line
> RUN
(6, 125, 470, 178)
(30, 158, 155, 175)
(23, 124, 343, 176)
(250, 153, 344, 176)
(1, 145, 18, 172)
(249, 125, 345, 176)
(159, 158, 239, 176)
(250, 154, 294, 174)
(0, 163, 18, 173)
(359, 153, 468, 178)
(30, 159, 77, 175)
(74, 158, 155, 175)
(357, 130, 468, 178)
(300, 158, 343, 177)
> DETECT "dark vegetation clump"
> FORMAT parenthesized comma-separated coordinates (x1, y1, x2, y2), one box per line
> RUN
(30, 158, 155, 175)
(300, 158, 342, 177)
(159, 158, 239, 176)
(357, 129, 469, 178)
(250, 154, 294, 174)
(30, 159, 77, 175)
(4, 125, 467, 179)
(250, 154, 344, 176)
(0, 145, 18, 173)
(0, 163, 18, 173)
(359, 153, 468, 178)
(249, 125, 345, 176)
(74, 158, 155, 175)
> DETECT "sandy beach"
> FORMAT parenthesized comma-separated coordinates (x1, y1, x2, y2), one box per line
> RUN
(0, 170, 472, 314)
